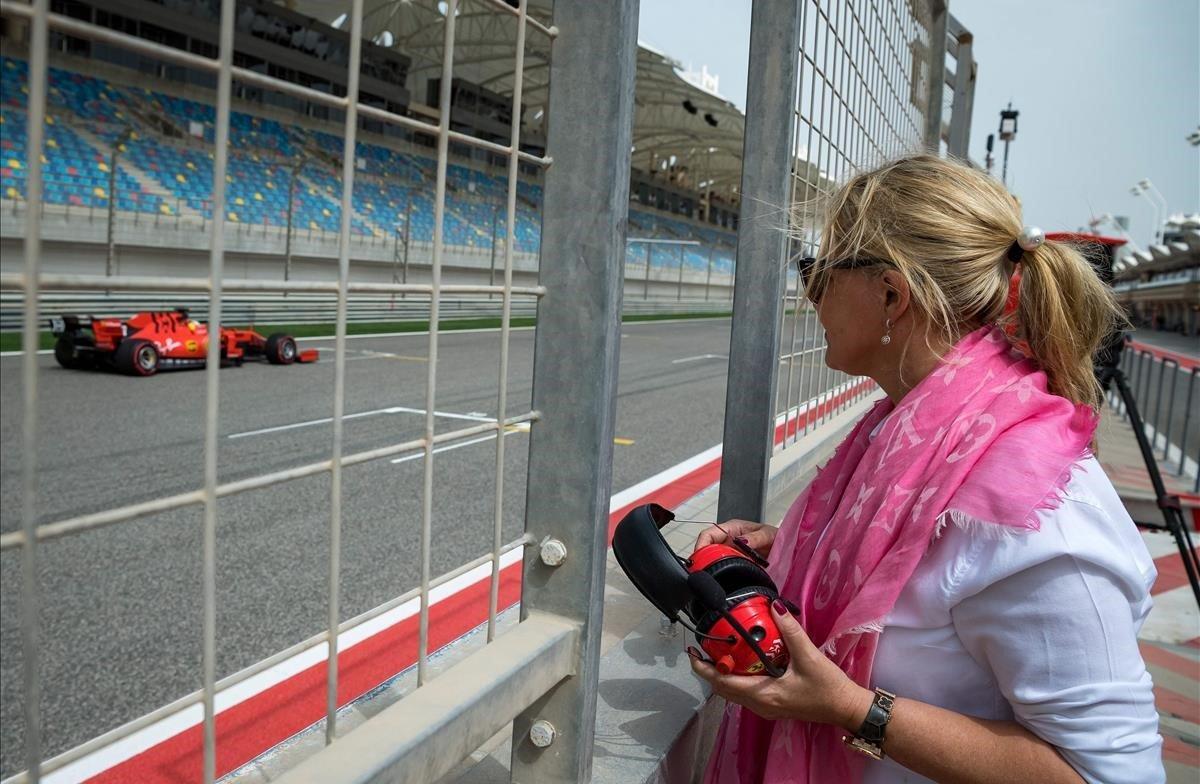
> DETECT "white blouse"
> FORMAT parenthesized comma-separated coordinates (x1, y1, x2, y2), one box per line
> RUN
(862, 455, 1164, 784)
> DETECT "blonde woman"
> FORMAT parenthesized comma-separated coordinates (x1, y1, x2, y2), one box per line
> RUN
(690, 155, 1163, 783)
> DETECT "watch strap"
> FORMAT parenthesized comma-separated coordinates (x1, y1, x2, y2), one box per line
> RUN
(842, 688, 896, 760)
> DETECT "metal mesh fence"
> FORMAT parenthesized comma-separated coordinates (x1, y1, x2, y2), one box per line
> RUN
(1, 0, 553, 780)
(775, 0, 953, 446)
(2, 0, 973, 779)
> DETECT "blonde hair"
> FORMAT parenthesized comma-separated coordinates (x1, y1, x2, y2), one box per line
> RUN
(802, 153, 1127, 410)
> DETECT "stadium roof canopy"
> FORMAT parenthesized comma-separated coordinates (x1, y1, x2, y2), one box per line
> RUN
(290, 0, 747, 201)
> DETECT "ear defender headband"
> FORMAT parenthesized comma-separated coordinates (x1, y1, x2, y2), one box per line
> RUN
(612, 503, 791, 676)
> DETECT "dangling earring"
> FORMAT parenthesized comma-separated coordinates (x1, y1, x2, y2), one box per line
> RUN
(880, 318, 893, 346)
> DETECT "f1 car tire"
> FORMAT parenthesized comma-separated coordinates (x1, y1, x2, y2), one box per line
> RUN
(54, 336, 93, 370)
(265, 333, 297, 365)
(114, 339, 160, 376)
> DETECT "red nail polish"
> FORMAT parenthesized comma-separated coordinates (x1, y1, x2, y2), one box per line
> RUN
(686, 646, 701, 659)
(772, 599, 787, 615)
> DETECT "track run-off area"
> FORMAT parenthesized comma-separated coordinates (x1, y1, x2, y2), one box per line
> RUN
(0, 316, 843, 779)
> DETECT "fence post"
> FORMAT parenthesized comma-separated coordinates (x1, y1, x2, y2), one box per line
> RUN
(923, 0, 948, 152)
(945, 14, 975, 158)
(510, 0, 638, 781)
(716, 0, 803, 525)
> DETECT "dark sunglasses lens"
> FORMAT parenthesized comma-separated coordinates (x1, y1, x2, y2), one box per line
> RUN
(798, 257, 819, 301)
(798, 257, 816, 284)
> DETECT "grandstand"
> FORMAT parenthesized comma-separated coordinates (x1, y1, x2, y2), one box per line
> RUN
(0, 0, 742, 296)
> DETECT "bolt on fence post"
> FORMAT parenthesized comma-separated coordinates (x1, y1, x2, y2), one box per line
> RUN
(716, 0, 803, 525)
(510, 0, 638, 781)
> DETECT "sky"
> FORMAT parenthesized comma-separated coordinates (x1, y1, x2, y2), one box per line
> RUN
(637, 0, 1199, 246)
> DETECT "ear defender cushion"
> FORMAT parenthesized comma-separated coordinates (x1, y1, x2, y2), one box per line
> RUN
(704, 555, 776, 594)
(692, 583, 778, 635)
(612, 504, 692, 620)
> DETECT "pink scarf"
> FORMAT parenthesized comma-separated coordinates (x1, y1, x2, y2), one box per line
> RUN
(705, 325, 1097, 783)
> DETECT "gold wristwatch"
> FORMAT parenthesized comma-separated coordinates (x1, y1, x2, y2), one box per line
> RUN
(842, 688, 896, 760)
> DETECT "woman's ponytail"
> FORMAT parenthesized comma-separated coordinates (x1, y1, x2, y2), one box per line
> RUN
(1015, 240, 1129, 410)
(808, 154, 1131, 413)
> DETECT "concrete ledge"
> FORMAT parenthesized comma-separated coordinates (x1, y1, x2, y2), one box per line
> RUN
(269, 613, 579, 784)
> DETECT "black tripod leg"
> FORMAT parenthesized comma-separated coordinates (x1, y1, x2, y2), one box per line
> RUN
(1171, 505, 1200, 583)
(1113, 369, 1200, 609)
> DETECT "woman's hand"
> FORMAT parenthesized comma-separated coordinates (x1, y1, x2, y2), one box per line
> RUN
(694, 519, 778, 558)
(688, 600, 872, 729)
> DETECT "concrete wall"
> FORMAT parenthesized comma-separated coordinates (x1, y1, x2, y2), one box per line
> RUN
(0, 204, 738, 301)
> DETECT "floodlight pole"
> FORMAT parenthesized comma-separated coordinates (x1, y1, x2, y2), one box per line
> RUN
(676, 243, 684, 300)
(998, 104, 1018, 187)
(401, 188, 412, 297)
(284, 159, 300, 285)
(705, 244, 714, 301)
(106, 127, 133, 280)
(1140, 180, 1168, 243)
(643, 241, 651, 299)
(489, 199, 499, 296)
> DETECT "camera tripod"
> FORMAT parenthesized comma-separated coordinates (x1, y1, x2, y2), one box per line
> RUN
(1097, 362, 1200, 610)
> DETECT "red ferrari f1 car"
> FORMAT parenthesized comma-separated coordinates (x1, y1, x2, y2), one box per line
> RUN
(50, 309, 318, 376)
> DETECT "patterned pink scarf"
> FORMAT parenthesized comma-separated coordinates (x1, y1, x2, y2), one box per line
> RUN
(705, 325, 1097, 783)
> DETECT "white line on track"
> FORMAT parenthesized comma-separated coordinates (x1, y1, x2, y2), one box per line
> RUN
(671, 353, 727, 364)
(343, 350, 428, 363)
(778, 346, 823, 362)
(391, 432, 502, 464)
(226, 406, 495, 439)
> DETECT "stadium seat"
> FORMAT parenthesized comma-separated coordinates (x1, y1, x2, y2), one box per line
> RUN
(0, 55, 734, 265)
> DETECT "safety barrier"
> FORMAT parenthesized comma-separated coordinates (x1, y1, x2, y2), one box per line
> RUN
(0, 290, 730, 332)
(1109, 340, 1200, 492)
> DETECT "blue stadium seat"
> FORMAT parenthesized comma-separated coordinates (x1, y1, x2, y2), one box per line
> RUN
(0, 55, 735, 265)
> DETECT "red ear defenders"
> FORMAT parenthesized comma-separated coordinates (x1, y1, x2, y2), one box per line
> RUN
(612, 503, 790, 676)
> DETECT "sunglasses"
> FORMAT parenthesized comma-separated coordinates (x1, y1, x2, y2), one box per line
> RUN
(797, 255, 890, 303)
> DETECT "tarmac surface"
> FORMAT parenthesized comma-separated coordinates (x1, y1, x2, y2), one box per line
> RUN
(0, 316, 837, 777)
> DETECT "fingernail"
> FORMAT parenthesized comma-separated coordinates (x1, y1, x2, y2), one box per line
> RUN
(772, 599, 787, 615)
(735, 536, 748, 544)
(686, 646, 702, 659)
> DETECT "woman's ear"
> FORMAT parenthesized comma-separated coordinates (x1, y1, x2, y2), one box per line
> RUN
(879, 268, 911, 321)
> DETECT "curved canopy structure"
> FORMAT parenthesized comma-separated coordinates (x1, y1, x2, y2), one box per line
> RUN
(290, 0, 748, 203)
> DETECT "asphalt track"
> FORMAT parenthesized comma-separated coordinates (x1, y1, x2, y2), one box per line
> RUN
(0, 316, 837, 777)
